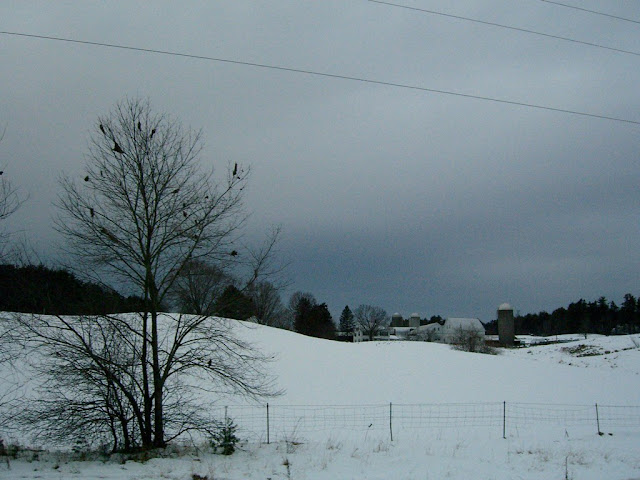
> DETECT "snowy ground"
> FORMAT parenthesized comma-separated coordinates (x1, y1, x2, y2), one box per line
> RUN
(2, 318, 640, 479)
(504, 333, 640, 375)
(4, 431, 640, 480)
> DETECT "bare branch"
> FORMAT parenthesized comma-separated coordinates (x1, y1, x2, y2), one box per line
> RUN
(0, 127, 27, 258)
(354, 304, 389, 341)
(45, 97, 283, 450)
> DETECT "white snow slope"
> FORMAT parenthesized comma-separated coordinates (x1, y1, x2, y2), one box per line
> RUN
(245, 325, 639, 405)
(2, 316, 640, 479)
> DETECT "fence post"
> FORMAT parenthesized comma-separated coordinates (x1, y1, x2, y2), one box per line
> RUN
(266, 403, 270, 444)
(595, 403, 601, 435)
(389, 402, 393, 442)
(503, 401, 506, 439)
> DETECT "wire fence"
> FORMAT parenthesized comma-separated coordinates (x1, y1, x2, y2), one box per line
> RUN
(209, 402, 640, 443)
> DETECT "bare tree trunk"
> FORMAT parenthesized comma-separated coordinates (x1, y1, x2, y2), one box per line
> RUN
(151, 311, 165, 448)
(140, 311, 152, 449)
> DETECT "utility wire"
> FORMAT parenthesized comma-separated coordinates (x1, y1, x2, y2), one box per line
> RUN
(538, 0, 640, 25)
(1, 30, 639, 126)
(367, 0, 640, 57)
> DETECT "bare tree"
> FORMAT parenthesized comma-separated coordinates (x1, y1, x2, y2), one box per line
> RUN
(170, 259, 232, 315)
(248, 281, 288, 328)
(0, 128, 22, 224)
(0, 171, 20, 223)
(0, 318, 18, 428)
(354, 304, 388, 341)
(0, 127, 26, 259)
(170, 225, 285, 319)
(12, 312, 278, 452)
(451, 327, 494, 354)
(50, 97, 281, 449)
(12, 313, 142, 451)
(0, 312, 28, 444)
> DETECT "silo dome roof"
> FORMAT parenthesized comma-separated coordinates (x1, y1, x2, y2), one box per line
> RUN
(498, 303, 513, 311)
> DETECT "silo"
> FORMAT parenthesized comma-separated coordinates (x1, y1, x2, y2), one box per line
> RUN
(497, 303, 515, 346)
(409, 313, 421, 328)
(391, 312, 403, 327)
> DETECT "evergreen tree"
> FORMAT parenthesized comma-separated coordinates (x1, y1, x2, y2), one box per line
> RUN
(308, 303, 336, 340)
(215, 285, 255, 320)
(293, 296, 315, 335)
(621, 293, 638, 328)
(339, 305, 355, 333)
(294, 297, 335, 339)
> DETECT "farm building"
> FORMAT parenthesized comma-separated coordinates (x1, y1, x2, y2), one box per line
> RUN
(413, 317, 485, 344)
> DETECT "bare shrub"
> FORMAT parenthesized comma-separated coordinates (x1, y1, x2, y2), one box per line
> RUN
(451, 327, 497, 354)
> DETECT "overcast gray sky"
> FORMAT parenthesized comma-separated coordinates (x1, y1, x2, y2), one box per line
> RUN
(1, 1, 639, 322)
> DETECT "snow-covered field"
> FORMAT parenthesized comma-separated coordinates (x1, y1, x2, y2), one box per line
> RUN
(2, 319, 640, 479)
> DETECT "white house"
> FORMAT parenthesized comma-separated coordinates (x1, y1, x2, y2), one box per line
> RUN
(414, 317, 485, 344)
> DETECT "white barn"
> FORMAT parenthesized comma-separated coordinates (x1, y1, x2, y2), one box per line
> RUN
(415, 317, 485, 344)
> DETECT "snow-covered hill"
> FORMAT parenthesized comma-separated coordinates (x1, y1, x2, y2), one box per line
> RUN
(236, 323, 640, 405)
(2, 316, 640, 479)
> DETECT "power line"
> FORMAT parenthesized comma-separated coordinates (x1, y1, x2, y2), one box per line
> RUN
(538, 0, 640, 25)
(1, 30, 639, 126)
(367, 0, 640, 57)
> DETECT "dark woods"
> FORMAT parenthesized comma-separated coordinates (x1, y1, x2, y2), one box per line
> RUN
(0, 264, 144, 315)
(484, 294, 640, 336)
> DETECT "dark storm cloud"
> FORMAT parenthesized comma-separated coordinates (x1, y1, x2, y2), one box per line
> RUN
(1, 1, 638, 321)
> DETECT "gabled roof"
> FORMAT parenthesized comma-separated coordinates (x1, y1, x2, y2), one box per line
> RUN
(444, 317, 485, 331)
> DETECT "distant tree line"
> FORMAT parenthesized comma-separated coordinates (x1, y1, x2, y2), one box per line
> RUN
(0, 264, 145, 315)
(290, 292, 640, 341)
(484, 294, 640, 336)
(290, 297, 395, 342)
